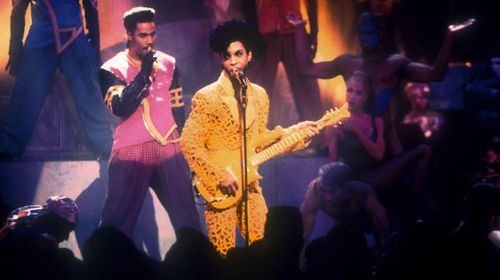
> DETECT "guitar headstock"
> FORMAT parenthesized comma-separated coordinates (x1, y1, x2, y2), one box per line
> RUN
(317, 103, 351, 129)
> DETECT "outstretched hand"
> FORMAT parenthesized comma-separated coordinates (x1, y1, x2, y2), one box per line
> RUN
(448, 18, 475, 32)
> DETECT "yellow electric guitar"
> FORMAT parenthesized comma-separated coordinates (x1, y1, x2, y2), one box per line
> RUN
(194, 103, 351, 209)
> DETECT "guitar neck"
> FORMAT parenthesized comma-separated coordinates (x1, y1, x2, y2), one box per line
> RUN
(250, 104, 349, 167)
(250, 130, 308, 166)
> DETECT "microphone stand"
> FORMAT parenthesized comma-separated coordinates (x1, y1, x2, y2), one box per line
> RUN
(237, 76, 250, 247)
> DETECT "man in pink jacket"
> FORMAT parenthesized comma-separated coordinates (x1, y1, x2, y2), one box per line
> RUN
(98, 7, 200, 236)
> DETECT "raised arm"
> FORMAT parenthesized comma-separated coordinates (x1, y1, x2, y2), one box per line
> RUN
(405, 18, 475, 83)
(101, 52, 156, 119)
(288, 14, 342, 79)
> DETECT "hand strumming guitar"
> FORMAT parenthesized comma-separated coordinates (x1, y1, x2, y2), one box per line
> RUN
(219, 178, 238, 197)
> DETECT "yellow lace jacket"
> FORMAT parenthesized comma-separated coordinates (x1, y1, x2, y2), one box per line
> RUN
(180, 71, 307, 193)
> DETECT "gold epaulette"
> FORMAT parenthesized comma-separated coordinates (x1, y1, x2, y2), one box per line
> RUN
(104, 85, 125, 113)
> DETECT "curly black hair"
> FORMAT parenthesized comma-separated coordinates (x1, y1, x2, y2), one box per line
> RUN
(209, 19, 256, 54)
(318, 162, 352, 189)
(123, 7, 155, 33)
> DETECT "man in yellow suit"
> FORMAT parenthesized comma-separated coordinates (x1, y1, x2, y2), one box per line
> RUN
(180, 19, 318, 255)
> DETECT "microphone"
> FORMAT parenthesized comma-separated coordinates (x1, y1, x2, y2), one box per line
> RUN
(145, 46, 158, 65)
(146, 47, 158, 83)
(237, 70, 248, 89)
(237, 71, 248, 106)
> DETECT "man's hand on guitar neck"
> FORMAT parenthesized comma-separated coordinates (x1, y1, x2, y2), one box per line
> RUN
(289, 120, 320, 138)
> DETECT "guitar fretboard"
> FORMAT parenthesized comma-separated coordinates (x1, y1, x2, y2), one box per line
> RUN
(251, 131, 306, 166)
(249, 104, 348, 167)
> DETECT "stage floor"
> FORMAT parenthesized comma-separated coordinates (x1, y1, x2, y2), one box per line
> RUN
(0, 154, 332, 259)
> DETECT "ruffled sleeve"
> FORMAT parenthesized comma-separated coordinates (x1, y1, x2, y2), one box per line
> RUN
(180, 93, 232, 188)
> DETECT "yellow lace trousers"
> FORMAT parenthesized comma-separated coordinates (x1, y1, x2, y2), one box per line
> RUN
(205, 189, 268, 256)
